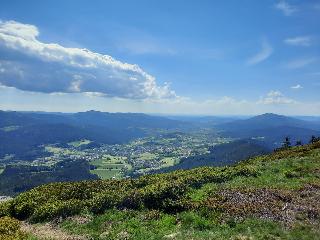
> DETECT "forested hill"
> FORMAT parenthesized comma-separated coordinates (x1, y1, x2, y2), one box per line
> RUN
(0, 110, 189, 159)
(1, 141, 320, 239)
(152, 139, 270, 174)
(217, 113, 320, 147)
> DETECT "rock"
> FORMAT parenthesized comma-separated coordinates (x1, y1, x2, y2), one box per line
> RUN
(0, 196, 12, 202)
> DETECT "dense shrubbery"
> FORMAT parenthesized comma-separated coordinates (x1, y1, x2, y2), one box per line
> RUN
(0, 142, 319, 225)
(0, 216, 28, 240)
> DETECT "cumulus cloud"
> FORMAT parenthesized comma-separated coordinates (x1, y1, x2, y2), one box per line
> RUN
(275, 1, 298, 16)
(284, 36, 312, 46)
(258, 90, 297, 105)
(0, 20, 176, 99)
(291, 84, 303, 90)
(246, 40, 273, 65)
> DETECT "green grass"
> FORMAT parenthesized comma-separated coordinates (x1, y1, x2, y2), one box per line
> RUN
(45, 146, 74, 155)
(160, 157, 177, 168)
(223, 149, 320, 190)
(90, 169, 122, 179)
(0, 125, 20, 132)
(185, 148, 320, 206)
(68, 139, 91, 147)
(59, 210, 320, 240)
(90, 155, 126, 165)
(90, 155, 129, 179)
(137, 152, 157, 161)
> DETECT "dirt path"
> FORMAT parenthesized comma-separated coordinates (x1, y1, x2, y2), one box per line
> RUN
(21, 222, 89, 240)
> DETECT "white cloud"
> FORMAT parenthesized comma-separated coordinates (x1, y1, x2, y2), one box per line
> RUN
(275, 1, 298, 16)
(83, 92, 107, 98)
(285, 58, 317, 69)
(0, 20, 176, 99)
(284, 36, 312, 46)
(258, 90, 297, 105)
(246, 40, 273, 65)
(291, 84, 303, 89)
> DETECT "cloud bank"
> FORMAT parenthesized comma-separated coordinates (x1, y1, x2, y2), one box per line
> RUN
(0, 20, 176, 99)
(2, 85, 319, 115)
(258, 90, 296, 105)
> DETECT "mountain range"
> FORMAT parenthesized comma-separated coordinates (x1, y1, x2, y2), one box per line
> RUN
(216, 113, 320, 147)
(0, 111, 319, 160)
(0, 110, 187, 159)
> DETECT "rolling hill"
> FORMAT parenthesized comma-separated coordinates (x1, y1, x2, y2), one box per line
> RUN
(0, 110, 189, 159)
(150, 139, 270, 174)
(217, 113, 320, 147)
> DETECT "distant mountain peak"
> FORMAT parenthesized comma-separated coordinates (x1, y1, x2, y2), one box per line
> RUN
(254, 113, 286, 119)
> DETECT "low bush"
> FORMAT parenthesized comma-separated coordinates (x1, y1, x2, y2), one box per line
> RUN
(0, 201, 12, 217)
(30, 199, 84, 222)
(0, 216, 28, 240)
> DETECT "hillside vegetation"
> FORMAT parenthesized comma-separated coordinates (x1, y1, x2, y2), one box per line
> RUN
(0, 142, 320, 239)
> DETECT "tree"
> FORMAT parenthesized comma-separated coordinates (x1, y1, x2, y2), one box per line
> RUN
(310, 135, 316, 144)
(295, 140, 302, 146)
(282, 136, 291, 148)
(310, 135, 320, 144)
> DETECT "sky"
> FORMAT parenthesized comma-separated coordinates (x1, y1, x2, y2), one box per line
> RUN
(0, 0, 320, 115)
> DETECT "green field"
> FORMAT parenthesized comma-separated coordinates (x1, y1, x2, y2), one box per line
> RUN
(0, 125, 20, 132)
(90, 155, 126, 165)
(68, 139, 91, 147)
(90, 155, 130, 179)
(45, 146, 73, 154)
(90, 169, 122, 179)
(160, 157, 177, 167)
(137, 152, 157, 160)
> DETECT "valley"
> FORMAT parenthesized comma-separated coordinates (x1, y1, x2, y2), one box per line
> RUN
(0, 127, 231, 182)
(1, 111, 319, 197)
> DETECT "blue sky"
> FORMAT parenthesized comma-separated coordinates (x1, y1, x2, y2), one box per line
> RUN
(0, 0, 319, 115)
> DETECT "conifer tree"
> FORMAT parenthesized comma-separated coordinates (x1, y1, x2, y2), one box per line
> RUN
(282, 136, 291, 148)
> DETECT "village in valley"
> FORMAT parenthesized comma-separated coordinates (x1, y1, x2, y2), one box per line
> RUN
(3, 131, 230, 180)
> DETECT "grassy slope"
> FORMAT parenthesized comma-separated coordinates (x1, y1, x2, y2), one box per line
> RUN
(0, 142, 320, 239)
(90, 155, 129, 179)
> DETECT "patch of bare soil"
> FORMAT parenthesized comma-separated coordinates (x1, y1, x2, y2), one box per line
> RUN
(67, 215, 93, 225)
(205, 184, 320, 226)
(21, 222, 89, 240)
